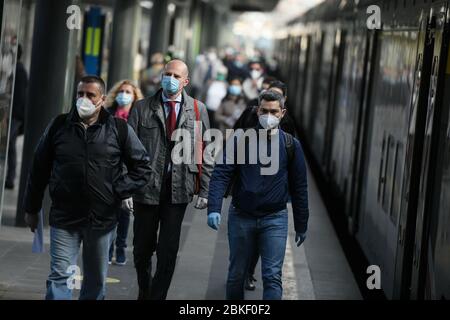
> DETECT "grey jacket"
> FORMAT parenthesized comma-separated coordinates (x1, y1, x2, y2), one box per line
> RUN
(128, 89, 212, 204)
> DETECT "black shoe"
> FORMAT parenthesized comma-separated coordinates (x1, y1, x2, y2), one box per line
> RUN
(115, 247, 127, 265)
(245, 275, 256, 291)
(138, 289, 151, 300)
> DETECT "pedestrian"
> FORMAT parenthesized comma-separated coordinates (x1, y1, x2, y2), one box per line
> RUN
(105, 79, 144, 265)
(6, 44, 28, 189)
(207, 90, 309, 300)
(242, 61, 265, 101)
(24, 75, 151, 300)
(128, 59, 213, 300)
(140, 52, 165, 97)
(205, 65, 228, 129)
(215, 77, 246, 136)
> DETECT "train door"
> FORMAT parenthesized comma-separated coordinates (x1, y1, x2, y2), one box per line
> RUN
(410, 4, 450, 300)
(323, 28, 346, 176)
(392, 11, 435, 300)
(296, 35, 310, 129)
(330, 25, 367, 209)
(431, 34, 450, 299)
(311, 30, 335, 165)
(348, 29, 379, 235)
(304, 31, 324, 140)
(356, 26, 419, 299)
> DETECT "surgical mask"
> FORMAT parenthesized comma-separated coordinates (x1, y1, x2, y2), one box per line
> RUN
(161, 75, 180, 95)
(258, 114, 280, 130)
(228, 85, 242, 96)
(250, 69, 262, 79)
(76, 97, 98, 119)
(234, 61, 243, 68)
(115, 92, 133, 107)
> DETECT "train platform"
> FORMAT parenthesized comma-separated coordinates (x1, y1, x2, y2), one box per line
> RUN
(0, 138, 361, 300)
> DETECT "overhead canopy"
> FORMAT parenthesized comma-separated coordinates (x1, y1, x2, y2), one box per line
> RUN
(229, 0, 279, 12)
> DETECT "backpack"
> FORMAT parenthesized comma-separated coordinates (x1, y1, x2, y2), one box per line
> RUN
(48, 113, 128, 154)
(223, 131, 295, 197)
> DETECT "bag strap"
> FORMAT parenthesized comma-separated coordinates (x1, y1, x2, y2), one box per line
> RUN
(114, 117, 128, 152)
(193, 99, 204, 194)
(284, 131, 295, 166)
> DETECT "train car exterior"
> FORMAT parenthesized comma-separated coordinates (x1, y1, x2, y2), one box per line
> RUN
(277, 0, 450, 299)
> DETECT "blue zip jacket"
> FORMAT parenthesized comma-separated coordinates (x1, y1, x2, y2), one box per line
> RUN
(207, 128, 309, 233)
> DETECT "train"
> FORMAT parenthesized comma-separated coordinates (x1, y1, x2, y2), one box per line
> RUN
(276, 0, 450, 299)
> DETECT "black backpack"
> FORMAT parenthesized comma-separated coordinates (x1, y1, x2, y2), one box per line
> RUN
(223, 131, 295, 197)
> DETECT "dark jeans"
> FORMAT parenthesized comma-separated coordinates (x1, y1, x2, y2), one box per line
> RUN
(6, 118, 22, 185)
(226, 205, 288, 300)
(109, 208, 130, 254)
(133, 201, 187, 300)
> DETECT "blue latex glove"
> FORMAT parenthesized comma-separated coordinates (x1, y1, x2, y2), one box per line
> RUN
(207, 212, 221, 230)
(295, 232, 306, 247)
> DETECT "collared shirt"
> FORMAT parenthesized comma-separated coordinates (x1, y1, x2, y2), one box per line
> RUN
(161, 91, 182, 120)
(161, 92, 182, 173)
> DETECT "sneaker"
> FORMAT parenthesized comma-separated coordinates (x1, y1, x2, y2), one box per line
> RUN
(245, 275, 256, 291)
(115, 247, 127, 265)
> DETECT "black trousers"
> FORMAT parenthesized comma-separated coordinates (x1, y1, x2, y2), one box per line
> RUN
(133, 200, 187, 300)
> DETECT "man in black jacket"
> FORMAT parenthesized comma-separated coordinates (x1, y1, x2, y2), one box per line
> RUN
(24, 75, 151, 300)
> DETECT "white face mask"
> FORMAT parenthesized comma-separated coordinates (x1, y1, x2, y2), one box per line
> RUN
(76, 97, 98, 119)
(250, 69, 262, 79)
(259, 114, 281, 130)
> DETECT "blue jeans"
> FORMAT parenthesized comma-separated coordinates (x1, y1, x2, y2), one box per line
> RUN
(46, 226, 114, 300)
(226, 206, 288, 300)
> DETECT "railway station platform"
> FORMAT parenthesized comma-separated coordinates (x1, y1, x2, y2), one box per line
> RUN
(0, 137, 361, 300)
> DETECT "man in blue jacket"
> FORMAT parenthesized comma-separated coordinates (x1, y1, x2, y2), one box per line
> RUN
(207, 90, 309, 300)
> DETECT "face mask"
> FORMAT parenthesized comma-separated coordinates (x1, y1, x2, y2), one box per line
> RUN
(250, 69, 262, 79)
(228, 85, 242, 96)
(161, 75, 180, 95)
(258, 114, 280, 130)
(76, 97, 99, 119)
(234, 61, 243, 68)
(216, 73, 226, 81)
(115, 92, 133, 107)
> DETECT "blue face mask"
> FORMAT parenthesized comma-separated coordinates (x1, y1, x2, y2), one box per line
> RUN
(161, 75, 180, 95)
(115, 92, 133, 107)
(228, 85, 242, 96)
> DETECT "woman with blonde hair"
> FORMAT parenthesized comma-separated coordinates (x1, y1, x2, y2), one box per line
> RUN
(105, 80, 143, 265)
(105, 79, 144, 122)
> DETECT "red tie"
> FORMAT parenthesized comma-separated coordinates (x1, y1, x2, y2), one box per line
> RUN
(166, 101, 177, 140)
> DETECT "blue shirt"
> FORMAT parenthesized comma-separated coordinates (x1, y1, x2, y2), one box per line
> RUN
(207, 129, 309, 233)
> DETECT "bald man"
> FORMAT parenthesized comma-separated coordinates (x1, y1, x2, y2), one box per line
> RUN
(128, 59, 212, 300)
